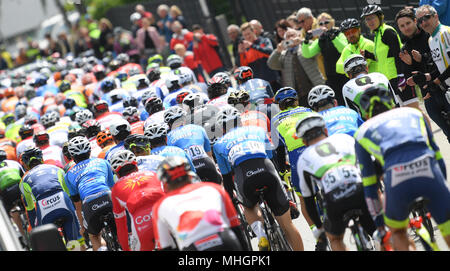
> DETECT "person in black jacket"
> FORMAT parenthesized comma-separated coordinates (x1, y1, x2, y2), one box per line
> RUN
(396, 7, 450, 142)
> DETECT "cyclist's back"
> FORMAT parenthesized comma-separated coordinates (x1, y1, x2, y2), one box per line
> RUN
(319, 106, 363, 136)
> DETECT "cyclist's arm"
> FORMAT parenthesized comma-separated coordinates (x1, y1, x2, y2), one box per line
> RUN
(111, 190, 130, 251)
(302, 39, 320, 58)
(57, 168, 70, 196)
(105, 161, 116, 188)
(355, 141, 384, 228)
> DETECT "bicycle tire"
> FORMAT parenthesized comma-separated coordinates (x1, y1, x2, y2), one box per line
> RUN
(418, 208, 435, 242)
(234, 200, 254, 251)
(272, 223, 292, 251)
(357, 224, 372, 251)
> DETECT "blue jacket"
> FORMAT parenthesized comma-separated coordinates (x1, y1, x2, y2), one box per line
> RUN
(420, 0, 450, 26)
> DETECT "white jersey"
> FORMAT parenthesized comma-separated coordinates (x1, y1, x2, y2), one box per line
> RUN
(429, 24, 450, 86)
(297, 133, 362, 200)
(342, 72, 398, 115)
(47, 120, 70, 148)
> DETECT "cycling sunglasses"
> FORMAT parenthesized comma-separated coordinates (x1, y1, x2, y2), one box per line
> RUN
(417, 14, 434, 25)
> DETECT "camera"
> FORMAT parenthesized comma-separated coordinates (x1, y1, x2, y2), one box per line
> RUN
(283, 40, 294, 47)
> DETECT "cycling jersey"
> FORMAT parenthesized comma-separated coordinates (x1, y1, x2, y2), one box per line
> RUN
(429, 24, 450, 86)
(319, 106, 363, 136)
(152, 182, 240, 250)
(130, 121, 145, 135)
(342, 72, 397, 116)
(16, 138, 35, 159)
(207, 94, 229, 107)
(240, 110, 271, 139)
(65, 158, 115, 202)
(150, 145, 196, 172)
(40, 145, 65, 169)
(0, 138, 17, 161)
(167, 124, 211, 162)
(213, 126, 273, 175)
(89, 137, 103, 158)
(0, 160, 24, 191)
(47, 121, 70, 148)
(136, 155, 165, 172)
(96, 111, 125, 131)
(63, 89, 88, 109)
(111, 170, 165, 251)
(98, 144, 114, 159)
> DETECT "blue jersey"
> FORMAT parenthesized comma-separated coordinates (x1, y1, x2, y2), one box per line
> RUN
(65, 158, 115, 202)
(136, 155, 165, 172)
(319, 106, 363, 137)
(151, 145, 196, 172)
(167, 124, 211, 161)
(213, 126, 273, 175)
(105, 141, 125, 162)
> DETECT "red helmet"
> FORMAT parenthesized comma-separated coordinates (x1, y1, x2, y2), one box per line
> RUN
(176, 91, 190, 105)
(233, 66, 253, 84)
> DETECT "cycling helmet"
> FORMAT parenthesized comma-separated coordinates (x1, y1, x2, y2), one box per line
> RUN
(128, 66, 142, 77)
(75, 109, 94, 125)
(62, 141, 71, 160)
(107, 89, 124, 104)
(165, 74, 182, 92)
(68, 127, 83, 140)
(19, 125, 34, 140)
(167, 55, 183, 69)
(216, 106, 240, 128)
(110, 149, 138, 174)
(68, 136, 91, 157)
(156, 156, 195, 184)
(100, 78, 117, 93)
(116, 53, 130, 66)
(24, 114, 38, 126)
(115, 71, 128, 82)
(15, 104, 27, 119)
(164, 106, 186, 124)
(141, 90, 158, 106)
(34, 76, 48, 87)
(340, 18, 361, 32)
(176, 91, 190, 105)
(343, 54, 367, 75)
(93, 100, 109, 115)
(58, 80, 71, 93)
(2, 114, 15, 126)
(212, 72, 232, 88)
(361, 4, 383, 18)
(33, 131, 50, 147)
(307, 85, 336, 109)
(359, 85, 395, 119)
(175, 69, 194, 86)
(182, 93, 206, 109)
(295, 112, 326, 139)
(274, 87, 298, 104)
(147, 54, 163, 66)
(109, 118, 131, 138)
(144, 123, 168, 140)
(81, 119, 102, 139)
(233, 66, 253, 84)
(109, 59, 121, 71)
(41, 111, 60, 128)
(124, 134, 150, 152)
(93, 64, 107, 81)
(133, 74, 150, 90)
(146, 67, 161, 83)
(96, 129, 113, 147)
(144, 97, 164, 115)
(123, 96, 139, 108)
(207, 76, 228, 100)
(0, 149, 7, 162)
(63, 98, 77, 109)
(21, 147, 43, 168)
(122, 106, 140, 124)
(228, 89, 250, 105)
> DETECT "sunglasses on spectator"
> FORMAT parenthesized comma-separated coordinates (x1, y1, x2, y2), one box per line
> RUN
(417, 14, 434, 24)
(319, 21, 330, 26)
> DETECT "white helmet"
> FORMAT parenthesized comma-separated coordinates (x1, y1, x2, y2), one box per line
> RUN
(109, 118, 131, 137)
(75, 109, 94, 125)
(344, 54, 367, 75)
(110, 149, 137, 173)
(163, 106, 186, 124)
(295, 113, 326, 139)
(216, 105, 240, 126)
(144, 123, 168, 140)
(182, 93, 207, 108)
(165, 74, 181, 91)
(41, 111, 60, 127)
(176, 69, 194, 85)
(308, 85, 335, 108)
(68, 136, 91, 156)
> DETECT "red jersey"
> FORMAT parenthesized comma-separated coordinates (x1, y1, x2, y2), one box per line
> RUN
(111, 171, 165, 251)
(130, 121, 145, 135)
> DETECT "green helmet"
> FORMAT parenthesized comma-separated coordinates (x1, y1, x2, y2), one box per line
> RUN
(148, 54, 163, 65)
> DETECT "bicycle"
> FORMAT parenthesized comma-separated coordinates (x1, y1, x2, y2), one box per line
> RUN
(100, 212, 122, 251)
(255, 186, 292, 251)
(10, 198, 31, 250)
(343, 209, 375, 251)
(408, 197, 439, 251)
(53, 217, 87, 251)
(232, 196, 255, 251)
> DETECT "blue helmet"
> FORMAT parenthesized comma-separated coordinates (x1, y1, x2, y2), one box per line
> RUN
(100, 78, 117, 93)
(274, 87, 298, 104)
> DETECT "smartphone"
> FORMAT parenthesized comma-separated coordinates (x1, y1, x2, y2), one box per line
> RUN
(311, 28, 325, 37)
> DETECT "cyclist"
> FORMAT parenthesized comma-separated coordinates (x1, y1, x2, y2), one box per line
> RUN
(62, 142, 76, 173)
(65, 136, 116, 251)
(96, 130, 115, 159)
(104, 118, 132, 162)
(341, 54, 398, 119)
(234, 66, 254, 86)
(80, 119, 103, 158)
(308, 85, 363, 136)
(143, 97, 166, 127)
(16, 125, 35, 161)
(122, 106, 145, 135)
(124, 134, 165, 172)
(354, 85, 450, 250)
(74, 109, 94, 126)
(109, 150, 165, 251)
(164, 106, 222, 184)
(0, 149, 26, 237)
(93, 100, 124, 131)
(20, 147, 84, 249)
(162, 74, 186, 108)
(33, 131, 65, 169)
(206, 76, 229, 107)
(152, 156, 248, 251)
(144, 122, 196, 171)
(213, 106, 304, 251)
(295, 113, 376, 251)
(336, 18, 376, 75)
(0, 127, 17, 162)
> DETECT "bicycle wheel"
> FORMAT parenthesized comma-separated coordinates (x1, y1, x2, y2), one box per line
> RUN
(234, 200, 254, 251)
(418, 208, 435, 242)
(272, 222, 292, 251)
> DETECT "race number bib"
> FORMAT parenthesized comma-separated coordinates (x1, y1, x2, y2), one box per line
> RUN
(228, 141, 265, 165)
(185, 145, 207, 160)
(320, 165, 361, 194)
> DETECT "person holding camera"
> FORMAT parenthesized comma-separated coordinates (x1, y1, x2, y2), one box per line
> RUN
(302, 13, 349, 105)
(267, 28, 325, 107)
(192, 24, 225, 77)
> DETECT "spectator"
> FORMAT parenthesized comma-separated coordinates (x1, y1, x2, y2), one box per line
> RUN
(135, 4, 154, 27)
(136, 17, 164, 66)
(267, 28, 325, 106)
(227, 24, 242, 68)
(296, 7, 326, 80)
(250, 19, 277, 49)
(192, 24, 226, 77)
(174, 43, 205, 82)
(57, 32, 73, 57)
(302, 12, 349, 105)
(157, 4, 174, 44)
(238, 22, 279, 90)
(274, 19, 290, 44)
(15, 47, 29, 66)
(130, 12, 142, 38)
(169, 5, 187, 28)
(420, 0, 450, 26)
(98, 18, 113, 53)
(169, 21, 193, 52)
(45, 33, 62, 56)
(287, 14, 300, 30)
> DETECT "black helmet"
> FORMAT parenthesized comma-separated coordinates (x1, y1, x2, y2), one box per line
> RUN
(146, 67, 161, 83)
(100, 78, 117, 93)
(361, 5, 383, 18)
(359, 85, 395, 119)
(33, 131, 50, 147)
(21, 147, 43, 168)
(19, 125, 34, 140)
(81, 119, 102, 139)
(124, 134, 150, 152)
(59, 80, 71, 93)
(340, 18, 360, 32)
(144, 97, 164, 115)
(0, 149, 7, 162)
(207, 76, 228, 100)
